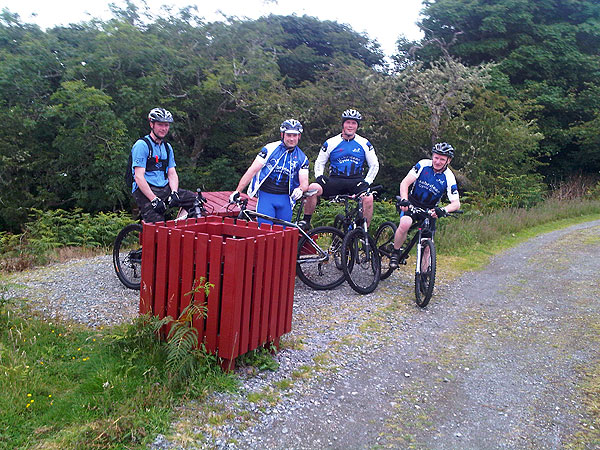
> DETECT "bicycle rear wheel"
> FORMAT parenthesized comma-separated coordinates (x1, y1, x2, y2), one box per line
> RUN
(341, 228, 381, 294)
(414, 239, 436, 307)
(296, 226, 346, 290)
(374, 221, 397, 280)
(113, 223, 143, 290)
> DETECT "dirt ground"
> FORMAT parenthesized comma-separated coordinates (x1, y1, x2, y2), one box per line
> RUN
(172, 219, 600, 449)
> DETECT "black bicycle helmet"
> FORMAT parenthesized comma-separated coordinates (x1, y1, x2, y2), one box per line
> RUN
(432, 142, 455, 158)
(341, 108, 362, 123)
(280, 118, 303, 134)
(148, 107, 174, 123)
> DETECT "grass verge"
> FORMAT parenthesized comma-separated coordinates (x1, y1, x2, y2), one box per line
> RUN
(0, 297, 238, 450)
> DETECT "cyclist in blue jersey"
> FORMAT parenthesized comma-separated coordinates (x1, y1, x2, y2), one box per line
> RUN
(389, 142, 461, 269)
(301, 109, 379, 229)
(131, 108, 197, 222)
(229, 119, 309, 226)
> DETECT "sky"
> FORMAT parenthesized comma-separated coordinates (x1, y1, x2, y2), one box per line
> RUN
(5, 0, 425, 57)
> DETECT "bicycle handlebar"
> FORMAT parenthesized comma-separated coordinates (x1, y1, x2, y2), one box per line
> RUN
(395, 196, 463, 217)
(329, 184, 383, 202)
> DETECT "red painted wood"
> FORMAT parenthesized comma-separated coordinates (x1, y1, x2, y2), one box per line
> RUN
(193, 233, 210, 346)
(204, 236, 223, 353)
(268, 231, 284, 342)
(284, 228, 299, 333)
(200, 191, 256, 216)
(239, 237, 255, 355)
(260, 234, 275, 344)
(138, 212, 297, 372)
(140, 222, 156, 315)
(219, 238, 245, 362)
(249, 235, 266, 350)
(179, 230, 196, 317)
(154, 226, 170, 320)
(166, 229, 182, 323)
(277, 229, 293, 337)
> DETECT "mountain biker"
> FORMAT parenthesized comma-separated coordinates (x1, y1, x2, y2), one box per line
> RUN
(229, 119, 309, 226)
(130, 107, 198, 223)
(300, 108, 379, 229)
(389, 142, 461, 269)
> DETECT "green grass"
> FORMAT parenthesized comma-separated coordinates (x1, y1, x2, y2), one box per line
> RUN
(0, 298, 238, 450)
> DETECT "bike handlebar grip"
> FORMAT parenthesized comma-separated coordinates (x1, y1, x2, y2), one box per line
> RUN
(395, 196, 410, 207)
(370, 184, 383, 191)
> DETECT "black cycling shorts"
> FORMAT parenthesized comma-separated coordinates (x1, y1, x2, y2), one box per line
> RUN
(318, 176, 366, 198)
(401, 208, 436, 238)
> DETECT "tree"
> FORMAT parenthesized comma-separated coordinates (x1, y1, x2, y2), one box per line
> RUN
(414, 0, 600, 178)
(46, 81, 129, 211)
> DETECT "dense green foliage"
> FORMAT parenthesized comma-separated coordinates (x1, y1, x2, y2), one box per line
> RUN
(0, 0, 599, 233)
(411, 0, 600, 178)
(0, 209, 132, 270)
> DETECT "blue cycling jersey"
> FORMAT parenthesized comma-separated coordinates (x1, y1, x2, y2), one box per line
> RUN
(131, 135, 175, 192)
(314, 133, 379, 183)
(408, 159, 459, 208)
(248, 141, 309, 198)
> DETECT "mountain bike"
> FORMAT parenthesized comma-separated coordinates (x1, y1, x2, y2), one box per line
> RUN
(328, 185, 382, 295)
(231, 192, 346, 290)
(375, 197, 461, 307)
(113, 189, 208, 290)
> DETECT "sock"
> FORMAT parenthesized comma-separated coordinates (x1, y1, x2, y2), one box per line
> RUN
(302, 214, 312, 224)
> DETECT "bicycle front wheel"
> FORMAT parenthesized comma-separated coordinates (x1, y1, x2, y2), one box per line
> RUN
(341, 228, 381, 295)
(414, 239, 436, 307)
(374, 221, 397, 280)
(296, 226, 346, 290)
(113, 223, 143, 290)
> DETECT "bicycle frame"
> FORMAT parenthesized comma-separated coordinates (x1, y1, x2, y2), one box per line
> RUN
(233, 197, 331, 264)
(330, 184, 382, 234)
(394, 209, 435, 268)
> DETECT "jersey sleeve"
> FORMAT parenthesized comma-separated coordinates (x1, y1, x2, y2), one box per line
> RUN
(409, 159, 428, 178)
(313, 142, 330, 178)
(131, 140, 149, 168)
(257, 146, 269, 159)
(301, 154, 309, 170)
(363, 141, 379, 184)
(445, 169, 460, 202)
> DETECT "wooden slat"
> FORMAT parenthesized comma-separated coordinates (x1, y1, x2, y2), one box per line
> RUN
(277, 229, 293, 337)
(140, 222, 156, 315)
(284, 228, 299, 333)
(218, 237, 245, 361)
(204, 236, 223, 353)
(268, 231, 284, 342)
(166, 229, 182, 323)
(179, 230, 196, 320)
(239, 237, 255, 355)
(154, 226, 170, 319)
(250, 235, 266, 350)
(193, 233, 210, 346)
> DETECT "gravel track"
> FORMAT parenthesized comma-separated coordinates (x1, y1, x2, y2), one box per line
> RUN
(3, 220, 600, 449)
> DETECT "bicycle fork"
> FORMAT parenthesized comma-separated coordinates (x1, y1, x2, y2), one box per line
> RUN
(415, 236, 432, 274)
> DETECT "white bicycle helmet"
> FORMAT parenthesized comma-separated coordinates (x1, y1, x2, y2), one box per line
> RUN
(341, 108, 363, 123)
(280, 119, 303, 134)
(148, 107, 174, 123)
(432, 142, 455, 158)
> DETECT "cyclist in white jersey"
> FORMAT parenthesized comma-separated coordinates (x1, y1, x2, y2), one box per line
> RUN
(389, 142, 461, 269)
(300, 109, 379, 229)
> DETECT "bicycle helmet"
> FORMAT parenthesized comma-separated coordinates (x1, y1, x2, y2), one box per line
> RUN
(280, 118, 303, 134)
(432, 142, 455, 158)
(148, 107, 174, 123)
(341, 108, 363, 123)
